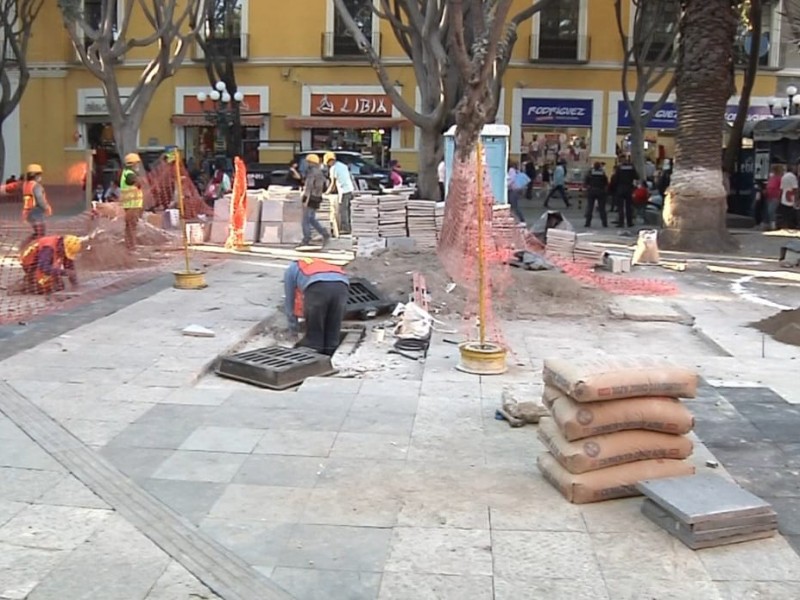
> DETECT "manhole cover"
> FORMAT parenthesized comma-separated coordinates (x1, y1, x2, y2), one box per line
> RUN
(346, 278, 394, 319)
(215, 345, 335, 390)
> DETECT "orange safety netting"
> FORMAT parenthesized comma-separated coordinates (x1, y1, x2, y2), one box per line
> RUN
(547, 255, 679, 296)
(225, 157, 247, 250)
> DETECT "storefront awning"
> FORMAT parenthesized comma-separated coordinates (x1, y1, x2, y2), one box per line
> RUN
(170, 114, 266, 127)
(283, 116, 408, 129)
(748, 116, 800, 142)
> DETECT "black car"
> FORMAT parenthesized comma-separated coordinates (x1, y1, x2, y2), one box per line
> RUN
(272, 150, 416, 189)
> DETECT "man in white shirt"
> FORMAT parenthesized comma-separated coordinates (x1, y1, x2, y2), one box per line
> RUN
(324, 152, 355, 234)
(437, 160, 446, 201)
(779, 163, 799, 229)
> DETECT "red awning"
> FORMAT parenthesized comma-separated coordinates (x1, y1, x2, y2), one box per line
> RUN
(171, 114, 265, 127)
(283, 116, 408, 129)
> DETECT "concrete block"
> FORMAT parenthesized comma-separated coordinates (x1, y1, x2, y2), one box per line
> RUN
(260, 200, 283, 222)
(244, 221, 258, 243)
(282, 199, 303, 224)
(260, 224, 282, 245)
(281, 222, 303, 244)
(387, 237, 417, 250)
(213, 197, 231, 221)
(210, 221, 228, 244)
(245, 195, 262, 222)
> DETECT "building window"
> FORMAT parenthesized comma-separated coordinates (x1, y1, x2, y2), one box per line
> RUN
(537, 0, 580, 61)
(637, 0, 680, 63)
(82, 0, 118, 50)
(325, 0, 376, 59)
(201, 0, 247, 59)
(733, 0, 775, 68)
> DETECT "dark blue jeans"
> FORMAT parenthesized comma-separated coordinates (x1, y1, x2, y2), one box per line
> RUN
(508, 188, 526, 223)
(302, 206, 328, 243)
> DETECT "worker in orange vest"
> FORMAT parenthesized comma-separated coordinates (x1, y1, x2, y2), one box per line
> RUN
(8, 164, 53, 251)
(20, 235, 83, 295)
(283, 257, 350, 356)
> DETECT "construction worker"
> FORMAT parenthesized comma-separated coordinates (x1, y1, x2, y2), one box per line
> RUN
(20, 235, 83, 295)
(120, 153, 145, 250)
(19, 164, 53, 251)
(283, 257, 350, 356)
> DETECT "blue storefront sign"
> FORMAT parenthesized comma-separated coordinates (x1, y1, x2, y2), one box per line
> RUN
(617, 101, 678, 130)
(521, 98, 593, 127)
(725, 105, 772, 122)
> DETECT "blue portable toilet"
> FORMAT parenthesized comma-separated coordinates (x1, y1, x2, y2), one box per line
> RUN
(443, 124, 510, 204)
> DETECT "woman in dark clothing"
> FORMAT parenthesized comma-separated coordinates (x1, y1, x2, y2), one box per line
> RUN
(287, 160, 303, 190)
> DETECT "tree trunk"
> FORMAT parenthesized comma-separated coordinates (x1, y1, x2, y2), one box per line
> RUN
(629, 118, 646, 178)
(0, 127, 6, 182)
(418, 127, 442, 200)
(115, 119, 140, 160)
(230, 101, 243, 158)
(661, 0, 737, 252)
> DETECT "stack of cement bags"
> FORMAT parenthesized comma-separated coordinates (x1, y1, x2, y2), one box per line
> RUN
(537, 357, 698, 504)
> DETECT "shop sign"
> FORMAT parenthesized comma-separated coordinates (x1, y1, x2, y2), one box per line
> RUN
(310, 93, 393, 116)
(617, 100, 678, 130)
(81, 94, 131, 115)
(725, 104, 772, 123)
(521, 98, 593, 127)
(183, 94, 261, 114)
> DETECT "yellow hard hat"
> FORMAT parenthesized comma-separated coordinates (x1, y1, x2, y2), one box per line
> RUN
(26, 164, 43, 175)
(306, 154, 320, 165)
(63, 235, 83, 260)
(124, 153, 142, 165)
(323, 152, 336, 164)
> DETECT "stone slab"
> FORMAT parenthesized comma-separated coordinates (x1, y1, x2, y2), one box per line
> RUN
(609, 297, 694, 325)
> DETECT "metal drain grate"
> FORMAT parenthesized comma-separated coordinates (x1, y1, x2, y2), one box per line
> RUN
(215, 345, 335, 390)
(346, 278, 394, 319)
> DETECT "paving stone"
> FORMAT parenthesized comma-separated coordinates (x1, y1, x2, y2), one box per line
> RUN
(0, 438, 64, 472)
(316, 458, 409, 490)
(350, 394, 420, 415)
(140, 479, 228, 525)
(212, 406, 347, 431)
(199, 518, 295, 569)
(150, 450, 247, 483)
(750, 419, 800, 443)
(278, 524, 392, 572)
(715, 580, 800, 600)
(358, 379, 420, 398)
(341, 410, 416, 436)
(161, 387, 233, 406)
(718, 386, 787, 403)
(225, 389, 354, 412)
(385, 527, 492, 576)
(298, 377, 362, 395)
(406, 434, 484, 465)
(179, 426, 266, 454)
(33, 396, 153, 424)
(490, 492, 585, 532)
(0, 542, 67, 600)
(692, 419, 765, 447)
(0, 468, 63, 502)
(253, 429, 338, 457)
(378, 573, 493, 600)
(98, 446, 175, 480)
(26, 517, 170, 600)
(706, 440, 787, 468)
(105, 421, 198, 450)
(330, 432, 410, 460)
(779, 443, 800, 468)
(0, 504, 110, 551)
(102, 385, 176, 404)
(301, 487, 400, 528)
(62, 419, 131, 447)
(698, 535, 800, 581)
(579, 498, 665, 534)
(604, 579, 721, 600)
(34, 476, 109, 510)
(397, 491, 489, 529)
(135, 404, 220, 427)
(0, 501, 27, 528)
(233, 455, 323, 488)
(208, 484, 310, 522)
(492, 531, 602, 581)
(143, 560, 221, 600)
(723, 464, 800, 499)
(764, 498, 800, 535)
(2, 380, 63, 402)
(493, 577, 610, 600)
(271, 567, 381, 600)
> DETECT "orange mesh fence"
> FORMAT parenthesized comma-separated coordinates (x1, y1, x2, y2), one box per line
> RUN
(547, 255, 679, 296)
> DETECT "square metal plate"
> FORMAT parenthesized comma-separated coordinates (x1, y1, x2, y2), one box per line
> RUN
(215, 345, 336, 390)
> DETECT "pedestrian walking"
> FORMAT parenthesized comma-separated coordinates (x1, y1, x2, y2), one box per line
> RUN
(544, 160, 571, 208)
(506, 160, 528, 225)
(299, 154, 331, 247)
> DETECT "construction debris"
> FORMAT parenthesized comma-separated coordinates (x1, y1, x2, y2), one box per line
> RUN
(500, 387, 549, 425)
(182, 324, 216, 338)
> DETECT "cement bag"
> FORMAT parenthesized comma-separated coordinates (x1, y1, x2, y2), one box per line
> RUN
(542, 384, 562, 409)
(537, 418, 693, 474)
(543, 357, 697, 402)
(632, 229, 660, 265)
(549, 389, 694, 441)
(537, 453, 695, 504)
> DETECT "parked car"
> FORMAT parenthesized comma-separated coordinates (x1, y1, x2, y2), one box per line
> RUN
(271, 150, 417, 190)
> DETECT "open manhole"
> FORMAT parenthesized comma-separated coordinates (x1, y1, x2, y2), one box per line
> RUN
(346, 278, 394, 319)
(216, 345, 335, 390)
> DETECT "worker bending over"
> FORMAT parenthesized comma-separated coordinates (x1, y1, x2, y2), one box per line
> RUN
(20, 235, 83, 295)
(283, 258, 350, 356)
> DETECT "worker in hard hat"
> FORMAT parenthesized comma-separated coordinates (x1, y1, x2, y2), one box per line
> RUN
(284, 257, 350, 356)
(120, 153, 145, 250)
(20, 235, 83, 295)
(18, 164, 53, 251)
(300, 154, 331, 247)
(324, 152, 355, 235)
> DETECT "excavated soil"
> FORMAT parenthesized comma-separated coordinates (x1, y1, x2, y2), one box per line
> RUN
(753, 307, 800, 347)
(77, 217, 180, 271)
(346, 248, 610, 319)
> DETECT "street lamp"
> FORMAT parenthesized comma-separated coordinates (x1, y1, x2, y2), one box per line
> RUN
(787, 85, 799, 116)
(768, 97, 780, 118)
(195, 81, 245, 156)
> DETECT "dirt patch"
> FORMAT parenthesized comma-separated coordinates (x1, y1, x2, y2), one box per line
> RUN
(77, 218, 180, 271)
(753, 307, 800, 346)
(347, 248, 609, 319)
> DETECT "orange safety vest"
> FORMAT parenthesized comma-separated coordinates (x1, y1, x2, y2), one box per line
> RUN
(21, 180, 52, 220)
(20, 235, 63, 292)
(292, 258, 346, 317)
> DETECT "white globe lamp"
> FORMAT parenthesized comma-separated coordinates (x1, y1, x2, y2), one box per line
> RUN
(196, 92, 207, 102)
(209, 90, 221, 101)
(222, 92, 231, 103)
(233, 91, 244, 103)
(215, 81, 227, 92)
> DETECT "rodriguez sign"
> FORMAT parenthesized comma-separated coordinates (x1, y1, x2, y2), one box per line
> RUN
(521, 98, 593, 127)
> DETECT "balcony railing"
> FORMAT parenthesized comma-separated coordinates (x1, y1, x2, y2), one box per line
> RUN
(192, 33, 250, 62)
(321, 31, 381, 60)
(530, 35, 590, 63)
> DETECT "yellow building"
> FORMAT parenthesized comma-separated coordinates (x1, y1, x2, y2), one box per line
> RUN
(5, 0, 786, 184)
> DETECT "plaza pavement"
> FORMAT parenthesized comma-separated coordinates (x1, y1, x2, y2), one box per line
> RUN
(0, 256, 799, 600)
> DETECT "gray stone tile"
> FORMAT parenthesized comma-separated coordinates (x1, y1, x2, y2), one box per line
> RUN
(778, 443, 800, 468)
(397, 491, 489, 529)
(61, 419, 131, 447)
(591, 531, 709, 581)
(233, 455, 323, 488)
(98, 446, 175, 480)
(316, 458, 409, 490)
(226, 390, 355, 412)
(579, 498, 664, 533)
(492, 531, 602, 581)
(162, 387, 232, 406)
(34, 476, 109, 510)
(766, 497, 800, 536)
(0, 438, 64, 472)
(299, 377, 362, 394)
(301, 488, 400, 528)
(209, 484, 310, 522)
(0, 504, 110, 551)
(0, 468, 64, 502)
(102, 385, 175, 403)
(0, 542, 68, 600)
(724, 464, 800, 498)
(715, 581, 800, 600)
(406, 434, 484, 465)
(0, 500, 27, 528)
(331, 432, 410, 460)
(378, 573, 493, 600)
(341, 410, 416, 436)
(698, 536, 800, 581)
(143, 560, 220, 600)
(0, 417, 29, 441)
(150, 450, 247, 483)
(604, 579, 722, 600)
(253, 429, 338, 457)
(140, 479, 227, 524)
(211, 406, 346, 431)
(278, 524, 392, 572)
(494, 577, 610, 600)
(271, 567, 381, 600)
(706, 440, 787, 468)
(105, 421, 197, 450)
(34, 396, 153, 424)
(385, 527, 492, 576)
(179, 426, 266, 454)
(199, 518, 295, 569)
(350, 394, 420, 415)
(26, 517, 170, 600)
(490, 491, 586, 532)
(359, 379, 419, 397)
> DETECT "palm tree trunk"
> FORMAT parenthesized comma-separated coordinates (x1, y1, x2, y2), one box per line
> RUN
(661, 0, 738, 252)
